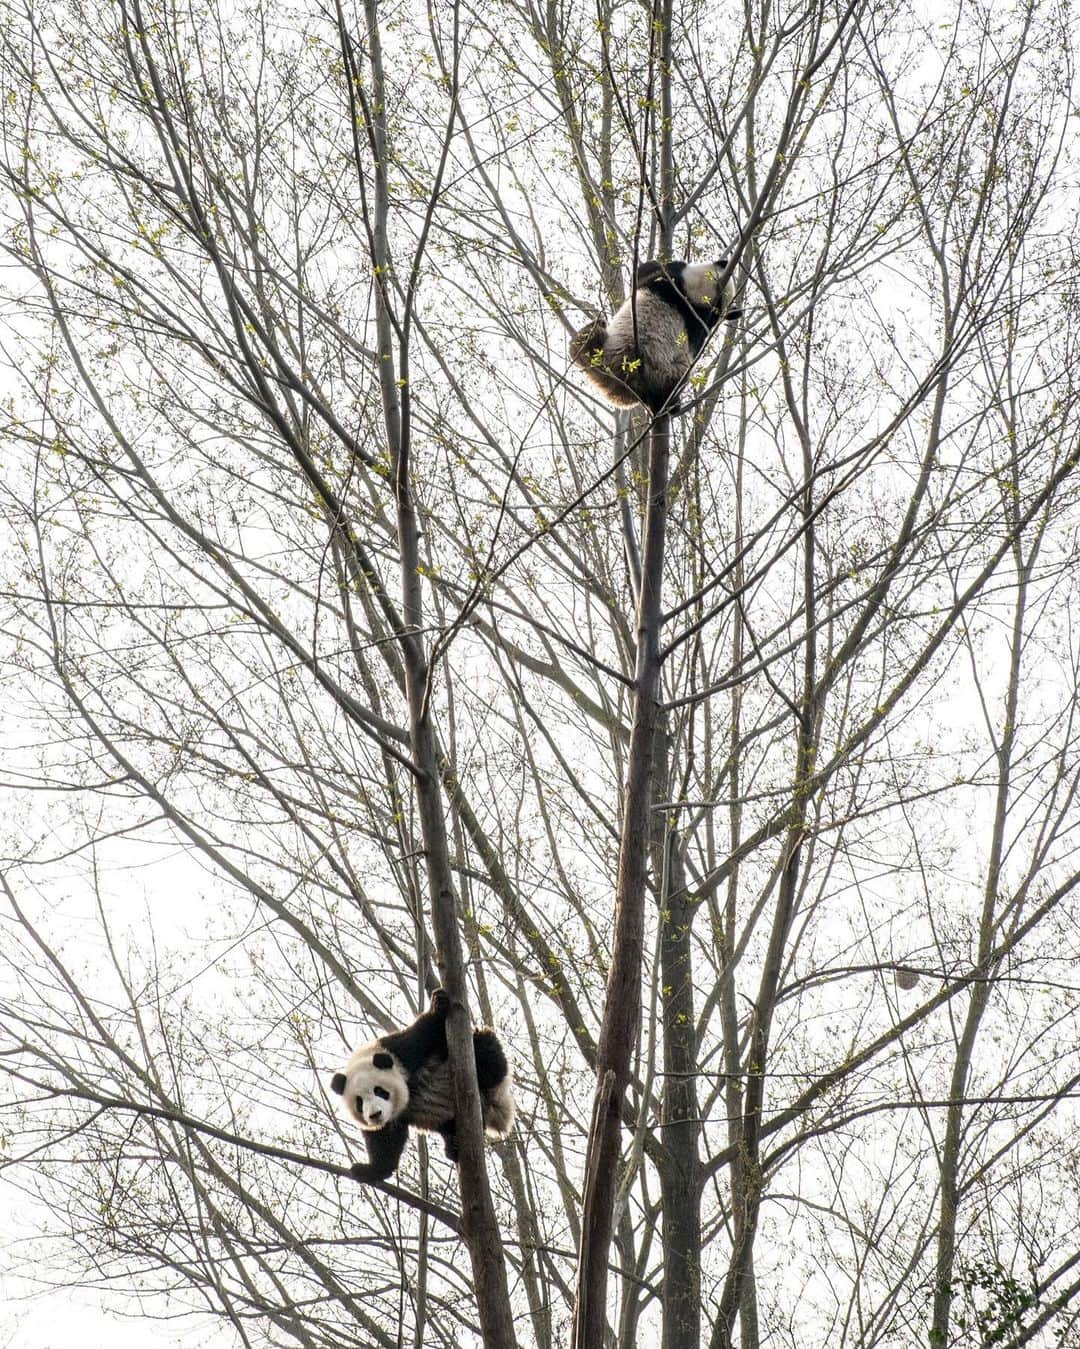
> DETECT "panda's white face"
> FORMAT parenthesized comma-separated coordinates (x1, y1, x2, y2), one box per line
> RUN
(332, 1044, 409, 1131)
(680, 260, 734, 312)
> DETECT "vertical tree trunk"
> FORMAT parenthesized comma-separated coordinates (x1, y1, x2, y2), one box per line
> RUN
(572, 412, 671, 1349)
(653, 748, 703, 1349)
(404, 700, 517, 1347)
(711, 390, 818, 1349)
(572, 0, 679, 1330)
(340, 4, 518, 1342)
(929, 534, 1031, 1347)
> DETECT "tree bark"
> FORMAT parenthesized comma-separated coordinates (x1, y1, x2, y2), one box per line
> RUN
(572, 412, 671, 1349)
(343, 2, 518, 1341)
(652, 727, 702, 1349)
(657, 874, 703, 1348)
(929, 525, 1032, 1347)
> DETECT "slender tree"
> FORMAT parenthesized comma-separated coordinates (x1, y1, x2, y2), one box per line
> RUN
(3, 0, 1080, 1346)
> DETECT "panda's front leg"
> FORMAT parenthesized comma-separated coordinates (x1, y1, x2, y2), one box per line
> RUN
(379, 987, 450, 1073)
(350, 1119, 410, 1182)
(437, 1119, 460, 1164)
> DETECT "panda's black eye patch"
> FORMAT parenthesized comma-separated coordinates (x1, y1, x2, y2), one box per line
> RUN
(374, 1086, 390, 1101)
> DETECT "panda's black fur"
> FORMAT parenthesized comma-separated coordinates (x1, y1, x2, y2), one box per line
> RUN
(570, 258, 740, 414)
(330, 988, 514, 1182)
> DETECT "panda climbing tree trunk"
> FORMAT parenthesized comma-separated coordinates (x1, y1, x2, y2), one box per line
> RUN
(572, 0, 680, 1341)
(337, 6, 518, 1348)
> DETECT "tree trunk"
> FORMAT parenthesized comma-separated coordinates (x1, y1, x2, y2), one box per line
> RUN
(653, 726, 702, 1349)
(572, 412, 671, 1349)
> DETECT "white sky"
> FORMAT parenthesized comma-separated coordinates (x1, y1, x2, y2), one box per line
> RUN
(0, 1266, 238, 1348)
(0, 1179, 239, 1347)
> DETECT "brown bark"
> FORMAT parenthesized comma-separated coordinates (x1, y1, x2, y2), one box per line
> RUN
(929, 488, 1033, 1347)
(572, 412, 671, 1349)
(653, 770, 703, 1349)
(337, 3, 518, 1342)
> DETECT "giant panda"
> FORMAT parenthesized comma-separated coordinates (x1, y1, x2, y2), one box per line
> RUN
(569, 258, 740, 414)
(330, 987, 514, 1181)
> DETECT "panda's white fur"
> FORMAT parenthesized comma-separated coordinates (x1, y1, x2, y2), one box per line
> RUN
(337, 1043, 412, 1132)
(331, 988, 514, 1181)
(570, 258, 740, 414)
(337, 1041, 514, 1138)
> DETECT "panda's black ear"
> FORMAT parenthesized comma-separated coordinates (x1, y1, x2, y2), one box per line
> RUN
(373, 1051, 394, 1070)
(330, 1073, 347, 1096)
(634, 259, 664, 289)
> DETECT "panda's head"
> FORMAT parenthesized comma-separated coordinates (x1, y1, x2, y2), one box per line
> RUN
(678, 259, 737, 315)
(330, 1043, 409, 1131)
(635, 258, 738, 320)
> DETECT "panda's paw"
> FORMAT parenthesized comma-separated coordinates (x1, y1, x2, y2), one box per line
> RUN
(350, 1160, 391, 1181)
(443, 1138, 460, 1164)
(430, 987, 450, 1017)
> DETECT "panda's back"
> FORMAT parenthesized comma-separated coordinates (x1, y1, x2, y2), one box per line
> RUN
(606, 289, 693, 397)
(403, 1040, 512, 1135)
(405, 1056, 455, 1131)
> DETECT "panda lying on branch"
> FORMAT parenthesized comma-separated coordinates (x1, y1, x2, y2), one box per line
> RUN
(570, 258, 741, 414)
(330, 988, 514, 1181)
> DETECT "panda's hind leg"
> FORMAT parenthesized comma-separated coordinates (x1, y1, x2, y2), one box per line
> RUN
(569, 317, 607, 369)
(571, 320, 639, 407)
(645, 391, 682, 416)
(472, 1028, 508, 1091)
(437, 1120, 459, 1163)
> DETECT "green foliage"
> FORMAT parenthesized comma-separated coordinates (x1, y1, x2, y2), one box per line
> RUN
(954, 1257, 1040, 1345)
